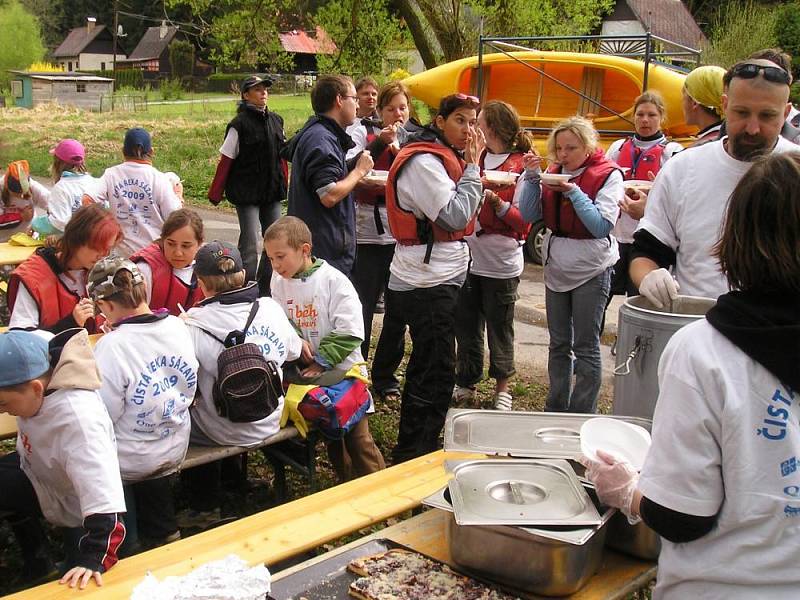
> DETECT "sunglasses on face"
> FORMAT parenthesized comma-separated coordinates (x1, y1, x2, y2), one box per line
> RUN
(731, 63, 791, 85)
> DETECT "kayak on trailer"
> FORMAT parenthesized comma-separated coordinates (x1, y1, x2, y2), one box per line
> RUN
(403, 50, 696, 140)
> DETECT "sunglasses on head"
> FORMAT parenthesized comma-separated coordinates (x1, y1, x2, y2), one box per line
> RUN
(731, 63, 791, 85)
(455, 92, 480, 105)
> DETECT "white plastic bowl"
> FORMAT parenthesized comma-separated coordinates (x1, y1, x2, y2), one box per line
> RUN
(540, 173, 573, 185)
(484, 170, 519, 185)
(580, 417, 651, 471)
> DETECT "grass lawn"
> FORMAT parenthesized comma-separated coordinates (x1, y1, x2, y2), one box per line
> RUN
(0, 94, 314, 205)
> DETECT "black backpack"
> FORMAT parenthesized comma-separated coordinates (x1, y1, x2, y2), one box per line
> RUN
(199, 301, 283, 423)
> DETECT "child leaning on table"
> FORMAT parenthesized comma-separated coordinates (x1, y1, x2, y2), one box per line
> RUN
(0, 329, 126, 590)
(179, 240, 303, 525)
(265, 216, 385, 481)
(89, 256, 198, 551)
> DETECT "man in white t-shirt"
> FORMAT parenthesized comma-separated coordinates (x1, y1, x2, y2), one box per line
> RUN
(89, 128, 182, 257)
(631, 59, 796, 306)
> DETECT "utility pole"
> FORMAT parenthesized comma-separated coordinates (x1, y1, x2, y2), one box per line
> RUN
(112, 0, 118, 111)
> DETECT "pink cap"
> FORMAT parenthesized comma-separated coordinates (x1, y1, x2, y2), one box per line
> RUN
(49, 139, 85, 166)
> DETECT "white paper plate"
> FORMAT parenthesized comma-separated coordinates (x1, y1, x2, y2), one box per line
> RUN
(625, 179, 653, 191)
(580, 417, 651, 471)
(362, 169, 389, 184)
(540, 173, 572, 185)
(484, 170, 519, 185)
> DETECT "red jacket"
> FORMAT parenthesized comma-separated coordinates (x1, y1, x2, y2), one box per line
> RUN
(386, 141, 475, 246)
(8, 249, 99, 333)
(615, 137, 666, 181)
(130, 243, 204, 316)
(542, 149, 620, 240)
(478, 152, 530, 240)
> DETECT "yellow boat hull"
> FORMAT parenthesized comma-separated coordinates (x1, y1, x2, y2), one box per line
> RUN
(403, 51, 697, 139)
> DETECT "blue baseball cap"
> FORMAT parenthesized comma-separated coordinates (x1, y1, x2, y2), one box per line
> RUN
(123, 127, 153, 156)
(0, 331, 50, 387)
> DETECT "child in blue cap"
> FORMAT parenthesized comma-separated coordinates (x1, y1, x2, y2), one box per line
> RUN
(0, 329, 126, 590)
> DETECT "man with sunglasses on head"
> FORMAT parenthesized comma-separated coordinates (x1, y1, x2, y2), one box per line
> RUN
(285, 75, 373, 278)
(630, 59, 796, 308)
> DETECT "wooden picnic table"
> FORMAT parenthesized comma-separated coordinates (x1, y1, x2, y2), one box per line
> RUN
(0, 243, 36, 268)
(2, 450, 657, 599)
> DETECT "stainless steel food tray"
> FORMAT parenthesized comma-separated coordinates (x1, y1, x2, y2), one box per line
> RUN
(447, 459, 603, 527)
(444, 409, 652, 458)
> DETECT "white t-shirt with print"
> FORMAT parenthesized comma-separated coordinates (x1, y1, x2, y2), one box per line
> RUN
(605, 137, 683, 243)
(270, 260, 365, 373)
(16, 388, 126, 527)
(467, 151, 526, 279)
(94, 315, 198, 482)
(389, 155, 477, 288)
(542, 169, 622, 292)
(639, 319, 800, 599)
(636, 136, 796, 299)
(47, 172, 103, 232)
(185, 293, 303, 447)
(91, 162, 182, 257)
(8, 269, 88, 329)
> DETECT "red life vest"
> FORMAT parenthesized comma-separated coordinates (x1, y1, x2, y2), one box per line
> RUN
(7, 251, 99, 333)
(130, 243, 204, 316)
(615, 137, 666, 181)
(477, 152, 530, 240)
(541, 149, 621, 240)
(386, 142, 475, 247)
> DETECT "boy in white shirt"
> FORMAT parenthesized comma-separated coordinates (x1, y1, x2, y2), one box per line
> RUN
(88, 127, 182, 257)
(180, 241, 303, 526)
(89, 256, 197, 550)
(265, 216, 385, 481)
(0, 329, 126, 590)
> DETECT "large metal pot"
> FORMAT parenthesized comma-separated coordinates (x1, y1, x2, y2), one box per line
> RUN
(605, 512, 662, 560)
(613, 295, 715, 419)
(429, 486, 615, 596)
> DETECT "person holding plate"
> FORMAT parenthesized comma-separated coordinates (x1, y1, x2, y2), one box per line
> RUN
(453, 100, 535, 411)
(516, 116, 622, 413)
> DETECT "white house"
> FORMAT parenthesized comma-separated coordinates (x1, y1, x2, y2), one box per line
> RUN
(52, 17, 126, 72)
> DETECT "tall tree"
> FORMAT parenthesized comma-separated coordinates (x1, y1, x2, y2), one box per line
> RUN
(0, 0, 46, 87)
(315, 0, 408, 76)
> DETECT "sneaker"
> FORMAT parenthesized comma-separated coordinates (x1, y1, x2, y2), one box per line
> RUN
(452, 385, 477, 404)
(494, 391, 513, 411)
(374, 298, 385, 314)
(176, 508, 221, 530)
(140, 530, 181, 550)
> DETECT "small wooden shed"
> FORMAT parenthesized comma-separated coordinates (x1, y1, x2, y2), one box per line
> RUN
(8, 71, 114, 111)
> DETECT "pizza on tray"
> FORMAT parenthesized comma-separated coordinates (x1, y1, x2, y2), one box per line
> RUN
(347, 548, 520, 600)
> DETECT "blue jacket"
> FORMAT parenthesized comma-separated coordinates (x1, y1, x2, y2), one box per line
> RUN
(286, 115, 357, 275)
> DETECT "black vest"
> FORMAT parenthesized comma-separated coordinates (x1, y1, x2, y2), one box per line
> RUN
(224, 105, 287, 206)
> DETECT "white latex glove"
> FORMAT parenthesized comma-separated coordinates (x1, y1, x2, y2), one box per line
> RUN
(579, 450, 641, 524)
(639, 267, 680, 309)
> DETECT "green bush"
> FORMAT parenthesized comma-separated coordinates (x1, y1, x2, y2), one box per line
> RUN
(207, 73, 245, 93)
(159, 78, 185, 101)
(83, 68, 145, 89)
(702, 1, 779, 68)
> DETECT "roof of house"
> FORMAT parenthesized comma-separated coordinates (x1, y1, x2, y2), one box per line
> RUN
(53, 24, 110, 58)
(128, 25, 179, 60)
(625, 0, 707, 49)
(8, 70, 114, 82)
(278, 27, 336, 55)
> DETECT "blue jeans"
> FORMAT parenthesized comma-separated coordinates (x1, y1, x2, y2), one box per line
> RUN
(545, 268, 611, 414)
(235, 202, 282, 282)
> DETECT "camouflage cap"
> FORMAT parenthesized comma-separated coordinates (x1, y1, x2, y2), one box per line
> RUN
(87, 256, 145, 300)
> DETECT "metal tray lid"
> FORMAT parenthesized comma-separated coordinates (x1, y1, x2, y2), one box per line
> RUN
(422, 484, 615, 545)
(443, 409, 652, 459)
(447, 458, 603, 527)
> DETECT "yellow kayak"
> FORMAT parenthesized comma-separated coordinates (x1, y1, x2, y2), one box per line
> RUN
(404, 51, 696, 140)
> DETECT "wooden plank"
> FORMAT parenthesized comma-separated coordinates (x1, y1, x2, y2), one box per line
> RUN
(180, 427, 299, 470)
(273, 510, 658, 600)
(2, 451, 481, 600)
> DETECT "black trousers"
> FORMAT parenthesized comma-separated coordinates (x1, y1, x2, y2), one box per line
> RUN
(371, 282, 408, 395)
(390, 284, 460, 464)
(351, 243, 396, 359)
(0, 452, 49, 569)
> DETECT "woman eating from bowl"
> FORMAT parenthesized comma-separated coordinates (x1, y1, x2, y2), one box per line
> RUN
(517, 116, 622, 414)
(7, 203, 122, 333)
(581, 151, 800, 599)
(453, 100, 535, 411)
(605, 92, 683, 299)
